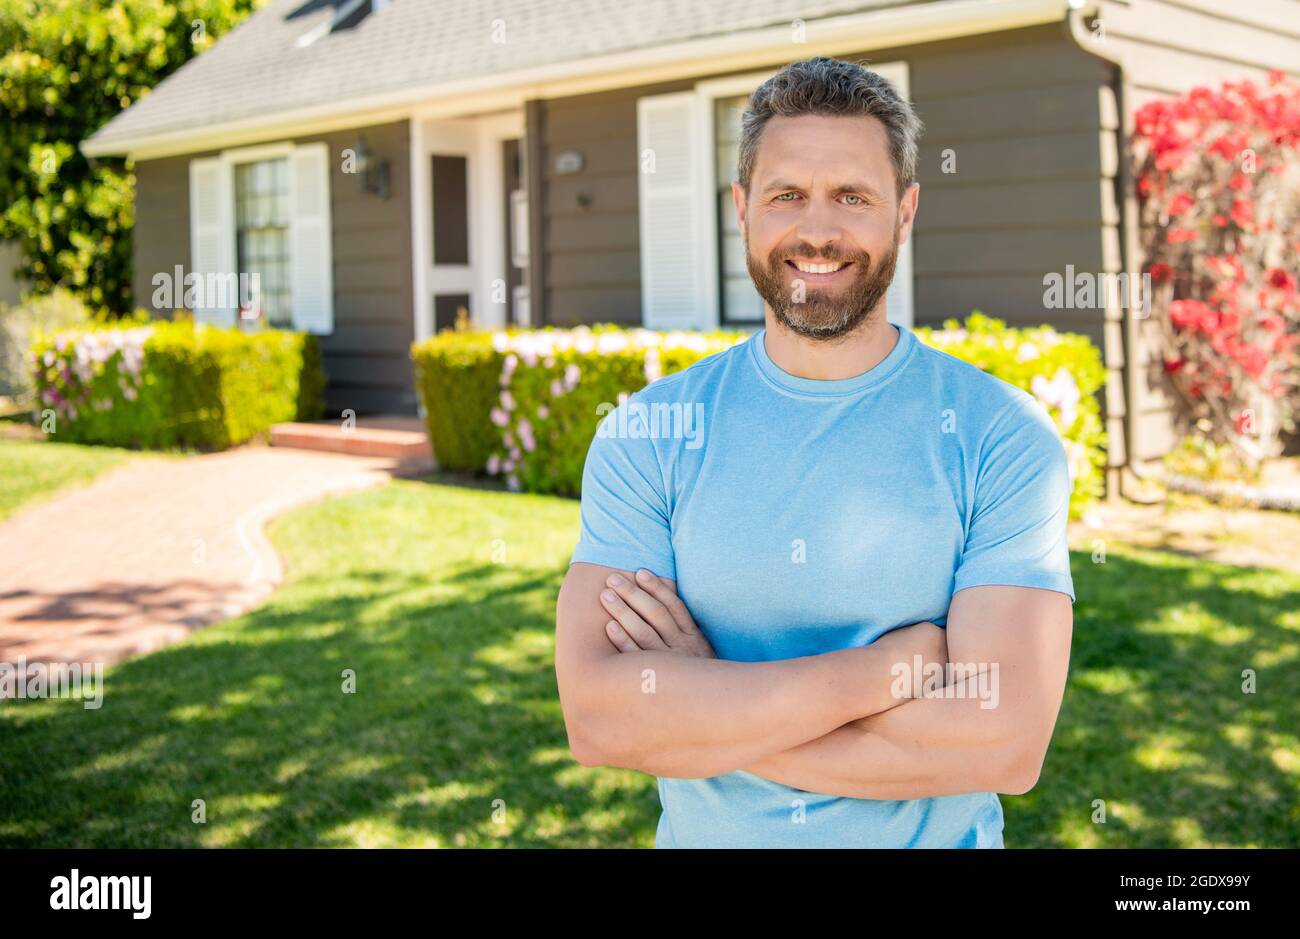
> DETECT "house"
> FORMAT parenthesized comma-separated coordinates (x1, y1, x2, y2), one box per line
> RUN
(82, 0, 1300, 496)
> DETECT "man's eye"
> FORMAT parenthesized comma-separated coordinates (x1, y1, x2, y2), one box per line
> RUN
(774, 192, 799, 202)
(842, 194, 864, 205)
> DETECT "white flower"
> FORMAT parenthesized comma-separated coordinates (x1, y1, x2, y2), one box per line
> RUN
(1031, 368, 1080, 431)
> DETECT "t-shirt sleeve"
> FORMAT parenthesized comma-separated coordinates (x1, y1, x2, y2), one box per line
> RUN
(569, 400, 676, 581)
(952, 394, 1076, 603)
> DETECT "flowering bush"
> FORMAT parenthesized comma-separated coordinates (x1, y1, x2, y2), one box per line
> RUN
(913, 312, 1107, 517)
(412, 325, 746, 495)
(1133, 71, 1300, 467)
(413, 314, 1107, 514)
(30, 318, 324, 449)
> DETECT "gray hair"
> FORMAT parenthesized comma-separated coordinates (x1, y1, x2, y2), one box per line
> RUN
(737, 57, 923, 199)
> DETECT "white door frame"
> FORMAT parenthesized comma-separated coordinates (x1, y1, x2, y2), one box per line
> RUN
(410, 108, 525, 342)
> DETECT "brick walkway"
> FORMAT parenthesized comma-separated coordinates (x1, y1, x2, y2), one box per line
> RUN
(0, 447, 399, 669)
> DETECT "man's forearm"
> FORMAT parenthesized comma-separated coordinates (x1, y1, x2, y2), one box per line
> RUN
(740, 671, 1032, 799)
(560, 641, 919, 780)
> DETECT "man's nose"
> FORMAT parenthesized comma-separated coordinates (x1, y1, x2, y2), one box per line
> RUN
(793, 199, 844, 254)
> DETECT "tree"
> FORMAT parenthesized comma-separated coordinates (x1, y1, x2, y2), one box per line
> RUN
(0, 0, 263, 315)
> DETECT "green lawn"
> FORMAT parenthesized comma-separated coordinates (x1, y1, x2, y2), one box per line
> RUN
(0, 478, 1296, 847)
(0, 438, 137, 521)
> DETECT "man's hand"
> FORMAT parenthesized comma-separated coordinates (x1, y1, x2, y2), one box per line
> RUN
(599, 569, 716, 658)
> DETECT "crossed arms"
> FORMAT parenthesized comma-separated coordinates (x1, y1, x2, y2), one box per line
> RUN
(554, 562, 1072, 799)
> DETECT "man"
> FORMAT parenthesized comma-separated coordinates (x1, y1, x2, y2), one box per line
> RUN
(554, 57, 1074, 848)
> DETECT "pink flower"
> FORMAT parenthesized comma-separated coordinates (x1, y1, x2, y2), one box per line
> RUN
(564, 364, 581, 390)
(506, 474, 521, 492)
(490, 407, 509, 427)
(500, 390, 515, 411)
(550, 379, 564, 398)
(518, 419, 535, 452)
(487, 454, 501, 475)
(537, 405, 549, 419)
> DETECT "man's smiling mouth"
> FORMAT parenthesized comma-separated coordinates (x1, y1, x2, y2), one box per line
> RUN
(785, 259, 853, 276)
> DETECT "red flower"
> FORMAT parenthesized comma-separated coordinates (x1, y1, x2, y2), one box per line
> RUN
(1267, 268, 1298, 295)
(1167, 227, 1199, 244)
(1148, 261, 1174, 282)
(1166, 192, 1195, 216)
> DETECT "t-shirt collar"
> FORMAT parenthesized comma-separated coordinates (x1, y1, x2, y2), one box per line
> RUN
(749, 320, 916, 397)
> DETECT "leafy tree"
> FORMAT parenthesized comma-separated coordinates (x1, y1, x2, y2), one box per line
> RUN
(0, 0, 263, 315)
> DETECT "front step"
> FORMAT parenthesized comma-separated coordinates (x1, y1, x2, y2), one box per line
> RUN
(270, 417, 434, 475)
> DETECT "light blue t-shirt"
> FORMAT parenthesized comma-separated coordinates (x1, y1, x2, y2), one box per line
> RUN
(570, 323, 1075, 848)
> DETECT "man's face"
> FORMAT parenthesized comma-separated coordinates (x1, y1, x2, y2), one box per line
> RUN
(734, 113, 918, 341)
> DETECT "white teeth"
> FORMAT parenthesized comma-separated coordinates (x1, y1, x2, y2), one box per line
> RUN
(792, 261, 847, 274)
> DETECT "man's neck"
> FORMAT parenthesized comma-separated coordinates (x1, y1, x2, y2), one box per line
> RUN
(761, 308, 899, 381)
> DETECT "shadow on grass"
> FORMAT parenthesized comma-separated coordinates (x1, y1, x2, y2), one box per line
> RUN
(1005, 549, 1300, 847)
(1, 530, 1295, 847)
(0, 554, 654, 847)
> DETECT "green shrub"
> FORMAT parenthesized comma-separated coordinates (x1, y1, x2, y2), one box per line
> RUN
(30, 318, 324, 450)
(412, 325, 746, 491)
(411, 331, 504, 472)
(412, 314, 1108, 516)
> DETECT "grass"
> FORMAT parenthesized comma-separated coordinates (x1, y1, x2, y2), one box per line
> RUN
(0, 437, 139, 521)
(0, 478, 1296, 847)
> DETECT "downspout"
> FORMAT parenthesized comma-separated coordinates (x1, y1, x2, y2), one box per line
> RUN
(1063, 2, 1161, 501)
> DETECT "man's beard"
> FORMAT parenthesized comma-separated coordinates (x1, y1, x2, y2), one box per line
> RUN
(746, 229, 899, 341)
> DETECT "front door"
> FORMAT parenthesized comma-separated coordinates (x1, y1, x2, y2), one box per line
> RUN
(425, 119, 477, 334)
(417, 112, 526, 337)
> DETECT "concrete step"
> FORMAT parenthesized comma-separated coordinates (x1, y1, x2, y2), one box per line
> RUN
(270, 417, 434, 475)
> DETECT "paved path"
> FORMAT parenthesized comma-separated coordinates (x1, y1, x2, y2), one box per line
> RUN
(0, 447, 399, 669)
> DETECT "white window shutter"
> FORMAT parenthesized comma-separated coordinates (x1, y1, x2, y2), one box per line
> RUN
(189, 157, 235, 327)
(637, 92, 708, 330)
(289, 142, 334, 335)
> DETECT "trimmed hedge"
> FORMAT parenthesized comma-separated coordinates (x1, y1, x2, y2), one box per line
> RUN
(31, 319, 325, 450)
(412, 315, 1108, 516)
(412, 326, 745, 491)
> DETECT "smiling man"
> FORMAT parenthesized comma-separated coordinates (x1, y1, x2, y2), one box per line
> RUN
(554, 57, 1075, 848)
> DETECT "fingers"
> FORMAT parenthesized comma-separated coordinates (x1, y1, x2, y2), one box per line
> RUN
(604, 620, 640, 653)
(603, 572, 678, 642)
(599, 586, 667, 651)
(633, 569, 697, 632)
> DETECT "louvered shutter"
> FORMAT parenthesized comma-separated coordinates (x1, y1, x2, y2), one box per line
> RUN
(637, 92, 709, 329)
(189, 157, 235, 326)
(289, 143, 334, 335)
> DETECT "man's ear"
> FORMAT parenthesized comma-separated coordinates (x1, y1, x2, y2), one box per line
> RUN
(896, 182, 919, 247)
(731, 180, 748, 237)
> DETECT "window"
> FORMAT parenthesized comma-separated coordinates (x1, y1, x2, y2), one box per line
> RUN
(234, 158, 292, 328)
(189, 142, 334, 335)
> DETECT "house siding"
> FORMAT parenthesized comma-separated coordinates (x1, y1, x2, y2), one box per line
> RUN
(131, 119, 416, 415)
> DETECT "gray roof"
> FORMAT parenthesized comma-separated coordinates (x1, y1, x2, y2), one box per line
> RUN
(86, 0, 938, 152)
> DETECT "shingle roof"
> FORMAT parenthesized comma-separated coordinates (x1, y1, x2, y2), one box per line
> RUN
(86, 0, 935, 151)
